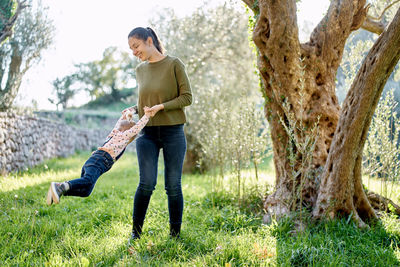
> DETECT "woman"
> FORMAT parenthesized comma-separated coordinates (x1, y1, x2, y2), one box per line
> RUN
(127, 27, 192, 242)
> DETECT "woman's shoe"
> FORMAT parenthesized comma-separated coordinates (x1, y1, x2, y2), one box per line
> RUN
(127, 231, 140, 247)
(170, 223, 181, 238)
(127, 220, 143, 247)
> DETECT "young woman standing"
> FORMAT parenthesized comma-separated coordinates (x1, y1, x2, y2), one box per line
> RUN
(127, 27, 192, 242)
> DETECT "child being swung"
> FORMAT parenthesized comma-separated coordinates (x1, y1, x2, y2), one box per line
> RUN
(46, 106, 155, 205)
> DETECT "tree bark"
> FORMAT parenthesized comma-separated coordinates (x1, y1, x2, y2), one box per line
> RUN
(0, 43, 22, 110)
(0, 0, 27, 44)
(367, 191, 400, 216)
(243, 0, 400, 225)
(313, 6, 400, 226)
(362, 17, 385, 35)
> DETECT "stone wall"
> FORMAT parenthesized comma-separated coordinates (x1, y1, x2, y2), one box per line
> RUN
(0, 111, 109, 174)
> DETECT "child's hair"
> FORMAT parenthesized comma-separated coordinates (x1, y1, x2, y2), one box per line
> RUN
(118, 120, 135, 132)
(125, 110, 135, 122)
(127, 27, 165, 54)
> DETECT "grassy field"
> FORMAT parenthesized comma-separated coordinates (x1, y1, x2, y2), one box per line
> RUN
(1, 152, 399, 266)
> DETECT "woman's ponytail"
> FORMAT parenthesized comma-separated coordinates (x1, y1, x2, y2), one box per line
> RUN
(128, 27, 165, 54)
(146, 27, 165, 54)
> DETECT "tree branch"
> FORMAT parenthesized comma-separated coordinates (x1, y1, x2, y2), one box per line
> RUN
(308, 0, 369, 70)
(361, 1, 400, 35)
(314, 5, 400, 223)
(0, 0, 28, 43)
(242, 0, 256, 12)
(361, 17, 385, 35)
(367, 0, 400, 21)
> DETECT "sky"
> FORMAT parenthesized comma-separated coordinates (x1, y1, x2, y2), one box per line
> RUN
(15, 0, 330, 110)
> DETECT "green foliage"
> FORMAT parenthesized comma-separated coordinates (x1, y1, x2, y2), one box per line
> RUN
(74, 47, 136, 99)
(0, 0, 54, 110)
(369, 0, 400, 24)
(51, 47, 138, 109)
(48, 75, 78, 110)
(0, 153, 399, 266)
(80, 87, 135, 111)
(338, 1, 400, 103)
(0, 0, 18, 44)
(363, 89, 400, 199)
(0, 0, 15, 30)
(278, 58, 320, 215)
(340, 32, 375, 91)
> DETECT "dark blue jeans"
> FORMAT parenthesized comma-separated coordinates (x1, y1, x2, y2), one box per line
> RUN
(133, 124, 186, 228)
(66, 150, 114, 197)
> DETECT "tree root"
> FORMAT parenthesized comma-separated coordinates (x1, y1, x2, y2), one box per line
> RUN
(366, 191, 400, 216)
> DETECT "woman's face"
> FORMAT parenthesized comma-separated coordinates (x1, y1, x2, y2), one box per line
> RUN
(128, 37, 152, 61)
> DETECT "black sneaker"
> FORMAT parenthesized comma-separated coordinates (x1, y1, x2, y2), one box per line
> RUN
(127, 231, 140, 247)
(47, 182, 68, 205)
(170, 223, 181, 239)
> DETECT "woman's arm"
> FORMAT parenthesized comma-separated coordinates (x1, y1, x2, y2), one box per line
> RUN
(162, 58, 192, 111)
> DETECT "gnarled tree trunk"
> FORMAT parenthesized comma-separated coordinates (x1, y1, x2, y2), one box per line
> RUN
(314, 6, 400, 227)
(243, 0, 400, 226)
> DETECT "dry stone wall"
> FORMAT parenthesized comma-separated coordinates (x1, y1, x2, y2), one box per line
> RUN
(0, 111, 109, 174)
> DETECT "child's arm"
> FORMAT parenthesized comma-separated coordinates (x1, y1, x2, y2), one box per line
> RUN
(106, 116, 125, 139)
(123, 107, 155, 139)
(122, 106, 138, 118)
(124, 114, 150, 139)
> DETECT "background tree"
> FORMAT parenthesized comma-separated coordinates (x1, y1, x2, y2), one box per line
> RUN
(339, 1, 400, 105)
(363, 89, 400, 199)
(48, 75, 78, 111)
(337, 1, 400, 204)
(0, 0, 27, 44)
(243, 0, 400, 226)
(0, 0, 54, 111)
(64, 47, 136, 102)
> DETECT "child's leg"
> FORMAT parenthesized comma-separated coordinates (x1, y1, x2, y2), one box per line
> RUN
(66, 150, 114, 197)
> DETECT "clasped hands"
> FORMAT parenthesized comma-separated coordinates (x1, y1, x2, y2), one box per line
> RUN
(122, 104, 164, 119)
(144, 104, 164, 117)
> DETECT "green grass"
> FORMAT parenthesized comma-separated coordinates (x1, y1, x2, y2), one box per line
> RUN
(1, 152, 400, 266)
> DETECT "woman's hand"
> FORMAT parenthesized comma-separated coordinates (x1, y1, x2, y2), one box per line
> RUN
(147, 104, 164, 117)
(143, 106, 156, 117)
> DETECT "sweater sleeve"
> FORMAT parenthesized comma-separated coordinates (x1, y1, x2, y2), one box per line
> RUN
(107, 116, 124, 138)
(124, 114, 150, 139)
(162, 58, 193, 111)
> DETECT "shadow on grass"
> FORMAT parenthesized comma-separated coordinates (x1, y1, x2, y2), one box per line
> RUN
(270, 215, 400, 266)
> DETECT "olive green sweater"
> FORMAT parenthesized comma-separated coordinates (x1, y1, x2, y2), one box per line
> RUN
(136, 55, 192, 126)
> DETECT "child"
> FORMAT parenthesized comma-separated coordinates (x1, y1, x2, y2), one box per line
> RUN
(46, 106, 152, 205)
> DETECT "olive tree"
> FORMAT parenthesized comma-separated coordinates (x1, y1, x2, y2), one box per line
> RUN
(0, 0, 27, 44)
(0, 0, 54, 111)
(243, 0, 400, 226)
